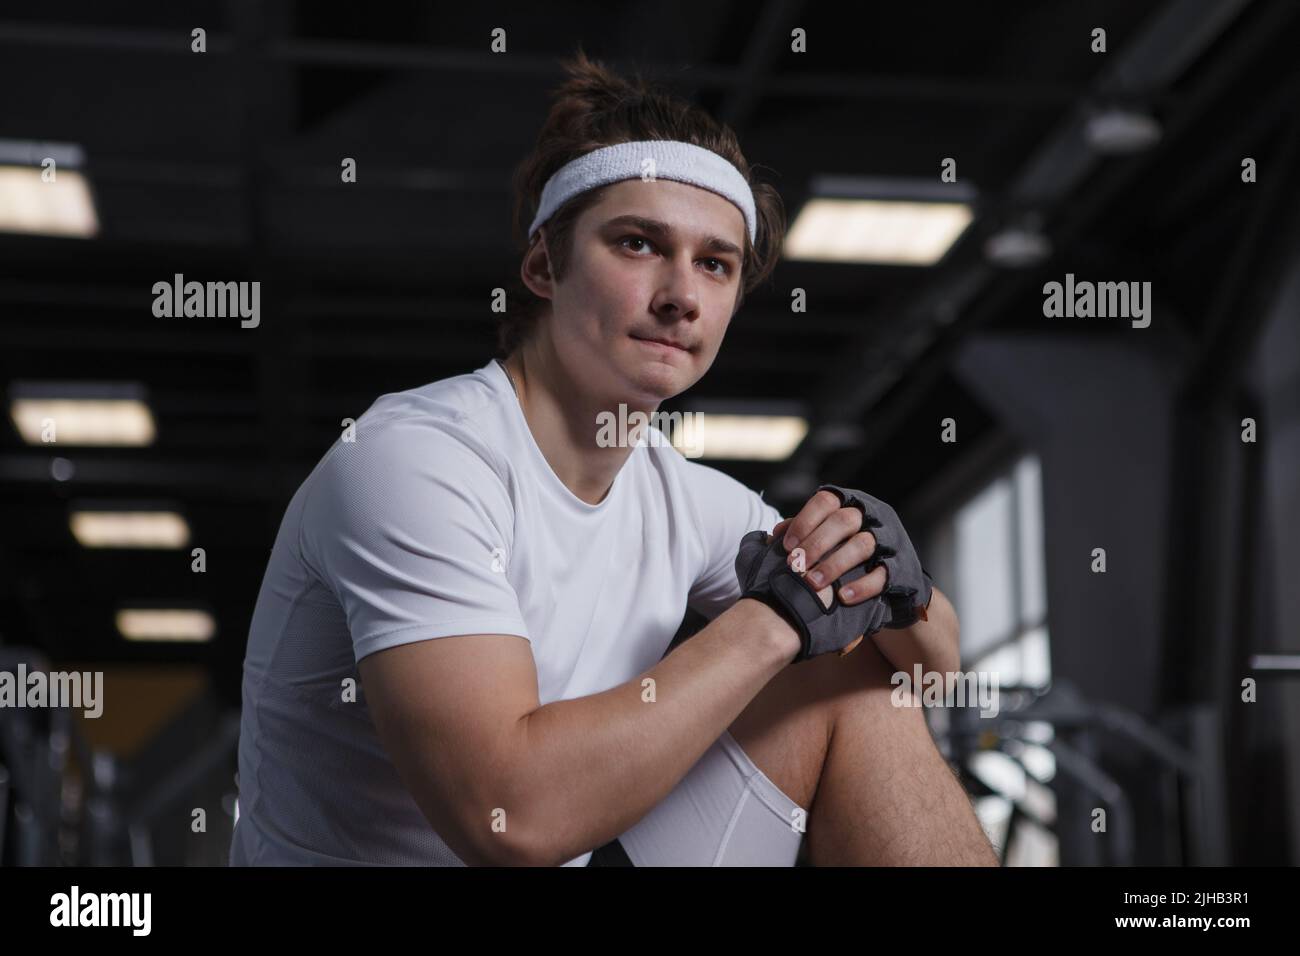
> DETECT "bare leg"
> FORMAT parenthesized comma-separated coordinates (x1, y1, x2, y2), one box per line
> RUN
(806, 644, 999, 866)
(728, 632, 996, 866)
(726, 649, 839, 814)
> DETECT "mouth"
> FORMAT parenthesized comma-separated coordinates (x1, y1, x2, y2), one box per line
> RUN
(631, 334, 691, 353)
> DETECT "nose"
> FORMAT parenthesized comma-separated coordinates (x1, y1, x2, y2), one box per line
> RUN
(650, 253, 702, 320)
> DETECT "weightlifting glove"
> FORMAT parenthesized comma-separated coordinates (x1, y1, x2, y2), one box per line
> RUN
(815, 484, 934, 631)
(735, 529, 888, 662)
(734, 483, 935, 663)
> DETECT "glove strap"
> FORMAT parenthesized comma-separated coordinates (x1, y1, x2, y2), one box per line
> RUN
(746, 591, 809, 661)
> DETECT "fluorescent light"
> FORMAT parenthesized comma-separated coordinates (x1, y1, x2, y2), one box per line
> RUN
(70, 510, 190, 549)
(116, 609, 215, 643)
(670, 413, 808, 461)
(785, 197, 973, 265)
(1250, 655, 1300, 672)
(10, 397, 156, 445)
(0, 165, 99, 237)
(1085, 109, 1162, 154)
(8, 382, 156, 446)
(984, 226, 1052, 268)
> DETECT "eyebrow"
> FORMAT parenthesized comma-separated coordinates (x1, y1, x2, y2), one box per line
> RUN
(601, 215, 743, 260)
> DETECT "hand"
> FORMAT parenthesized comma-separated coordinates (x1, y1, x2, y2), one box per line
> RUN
(734, 527, 889, 663)
(769, 493, 887, 612)
(760, 530, 867, 656)
(774, 484, 933, 630)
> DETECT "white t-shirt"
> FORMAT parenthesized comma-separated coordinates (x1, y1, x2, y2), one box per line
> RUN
(230, 357, 783, 866)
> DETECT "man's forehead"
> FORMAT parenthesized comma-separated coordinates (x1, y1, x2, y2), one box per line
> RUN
(590, 179, 746, 249)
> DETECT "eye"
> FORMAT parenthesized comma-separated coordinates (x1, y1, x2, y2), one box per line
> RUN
(618, 235, 655, 254)
(701, 257, 732, 277)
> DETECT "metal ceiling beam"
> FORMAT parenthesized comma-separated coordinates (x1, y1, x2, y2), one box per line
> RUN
(718, 0, 804, 133)
(0, 20, 1088, 106)
(0, 454, 281, 498)
(0, 21, 236, 53)
(1151, 75, 1299, 234)
(0, 328, 257, 354)
(0, 279, 908, 339)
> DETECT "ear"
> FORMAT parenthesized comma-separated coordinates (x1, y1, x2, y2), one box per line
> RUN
(520, 228, 555, 302)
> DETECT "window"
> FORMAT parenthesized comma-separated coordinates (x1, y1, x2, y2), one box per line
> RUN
(922, 452, 1055, 865)
(928, 453, 1050, 687)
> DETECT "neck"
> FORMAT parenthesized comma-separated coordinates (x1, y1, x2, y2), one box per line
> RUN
(501, 343, 657, 506)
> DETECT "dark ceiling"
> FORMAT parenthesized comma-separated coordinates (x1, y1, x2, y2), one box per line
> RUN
(1, 0, 1296, 701)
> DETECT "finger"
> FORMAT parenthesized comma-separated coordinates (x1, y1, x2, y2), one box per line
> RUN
(783, 551, 831, 604)
(777, 542, 835, 610)
(836, 565, 888, 605)
(805, 529, 878, 590)
(794, 505, 865, 575)
(771, 517, 793, 542)
(779, 489, 843, 552)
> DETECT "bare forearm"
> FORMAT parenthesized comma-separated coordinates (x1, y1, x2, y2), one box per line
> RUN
(511, 597, 799, 865)
(870, 585, 960, 676)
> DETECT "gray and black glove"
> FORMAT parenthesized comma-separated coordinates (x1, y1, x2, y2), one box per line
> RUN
(816, 484, 934, 631)
(735, 528, 887, 662)
(734, 483, 935, 663)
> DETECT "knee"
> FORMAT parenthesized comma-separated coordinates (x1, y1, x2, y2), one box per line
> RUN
(816, 638, 905, 700)
(823, 641, 930, 731)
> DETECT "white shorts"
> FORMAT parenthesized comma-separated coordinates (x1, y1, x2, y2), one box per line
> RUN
(598, 728, 805, 866)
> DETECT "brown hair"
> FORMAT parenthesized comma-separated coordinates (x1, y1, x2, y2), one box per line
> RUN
(497, 47, 786, 358)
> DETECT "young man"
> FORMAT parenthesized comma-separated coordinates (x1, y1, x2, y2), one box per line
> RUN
(229, 54, 997, 867)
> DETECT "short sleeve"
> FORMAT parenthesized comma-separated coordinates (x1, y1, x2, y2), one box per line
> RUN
(683, 461, 784, 621)
(299, 413, 531, 663)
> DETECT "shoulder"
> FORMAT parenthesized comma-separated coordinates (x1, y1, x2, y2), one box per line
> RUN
(325, 367, 509, 478)
(302, 367, 516, 532)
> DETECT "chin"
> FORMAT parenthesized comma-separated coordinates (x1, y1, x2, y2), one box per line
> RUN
(634, 370, 681, 398)
(624, 362, 687, 401)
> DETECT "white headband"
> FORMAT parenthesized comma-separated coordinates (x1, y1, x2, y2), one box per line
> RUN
(527, 140, 757, 245)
